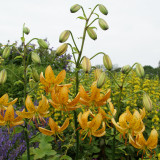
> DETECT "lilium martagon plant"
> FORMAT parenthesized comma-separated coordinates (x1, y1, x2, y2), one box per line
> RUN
(16, 95, 49, 127)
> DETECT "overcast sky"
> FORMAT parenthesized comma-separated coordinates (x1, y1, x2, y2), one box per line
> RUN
(0, 0, 160, 68)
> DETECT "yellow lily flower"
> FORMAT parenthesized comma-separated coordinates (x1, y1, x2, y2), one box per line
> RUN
(129, 129, 158, 158)
(16, 95, 49, 127)
(79, 81, 111, 107)
(0, 93, 18, 114)
(49, 85, 81, 111)
(39, 117, 69, 140)
(78, 110, 106, 143)
(111, 108, 145, 137)
(0, 105, 24, 132)
(40, 65, 66, 93)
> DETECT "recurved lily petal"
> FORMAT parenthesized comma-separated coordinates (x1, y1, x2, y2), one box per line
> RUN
(79, 98, 90, 106)
(39, 127, 54, 136)
(49, 118, 58, 134)
(88, 113, 102, 131)
(129, 134, 142, 149)
(51, 89, 59, 104)
(140, 107, 145, 119)
(59, 86, 69, 105)
(6, 98, 18, 106)
(90, 82, 100, 101)
(0, 93, 8, 104)
(49, 100, 60, 110)
(11, 121, 24, 127)
(58, 118, 69, 132)
(4, 105, 14, 121)
(111, 118, 126, 133)
(92, 122, 106, 137)
(45, 65, 55, 84)
(54, 70, 66, 85)
(78, 110, 90, 129)
(37, 96, 49, 113)
(25, 96, 36, 112)
(40, 72, 49, 87)
(146, 129, 158, 149)
(16, 111, 34, 119)
(119, 113, 128, 128)
(65, 105, 81, 111)
(79, 85, 90, 101)
(67, 93, 80, 107)
(98, 89, 111, 103)
(129, 110, 141, 129)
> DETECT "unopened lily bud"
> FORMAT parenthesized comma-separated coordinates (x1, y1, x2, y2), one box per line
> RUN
(103, 54, 112, 70)
(121, 65, 130, 74)
(2, 47, 11, 59)
(97, 72, 106, 88)
(87, 27, 97, 40)
(136, 63, 145, 78)
(143, 93, 152, 111)
(31, 52, 41, 64)
(32, 68, 39, 82)
(70, 4, 81, 13)
(94, 68, 102, 80)
(98, 18, 109, 30)
(55, 43, 68, 56)
(99, 4, 108, 15)
(0, 69, 7, 84)
(59, 30, 70, 43)
(23, 26, 30, 35)
(82, 56, 91, 73)
(38, 39, 48, 49)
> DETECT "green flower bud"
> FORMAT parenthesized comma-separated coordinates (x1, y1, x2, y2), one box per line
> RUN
(103, 54, 112, 70)
(0, 69, 7, 84)
(2, 47, 11, 59)
(38, 39, 48, 49)
(23, 26, 30, 35)
(98, 18, 109, 30)
(32, 68, 39, 82)
(97, 72, 106, 88)
(87, 27, 97, 40)
(143, 93, 152, 111)
(81, 56, 91, 73)
(31, 52, 41, 64)
(99, 4, 108, 15)
(94, 68, 102, 80)
(70, 4, 81, 13)
(55, 43, 68, 56)
(136, 63, 145, 78)
(59, 30, 70, 43)
(121, 65, 130, 74)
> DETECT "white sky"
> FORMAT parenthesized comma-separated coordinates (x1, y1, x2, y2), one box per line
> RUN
(0, 0, 160, 68)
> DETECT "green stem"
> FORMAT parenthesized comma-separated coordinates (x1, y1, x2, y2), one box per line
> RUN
(89, 52, 105, 60)
(67, 43, 76, 64)
(87, 18, 99, 28)
(26, 38, 39, 46)
(70, 32, 80, 54)
(4, 67, 22, 80)
(23, 41, 30, 160)
(81, 6, 87, 18)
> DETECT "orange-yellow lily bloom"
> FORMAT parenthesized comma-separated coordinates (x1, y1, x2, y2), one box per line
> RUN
(16, 95, 49, 126)
(40, 65, 66, 93)
(129, 129, 158, 158)
(0, 105, 24, 132)
(79, 81, 111, 107)
(78, 110, 106, 143)
(0, 93, 18, 113)
(39, 117, 69, 140)
(49, 85, 81, 111)
(111, 108, 145, 137)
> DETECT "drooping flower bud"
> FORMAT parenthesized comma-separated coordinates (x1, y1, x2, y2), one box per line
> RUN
(143, 93, 152, 111)
(0, 69, 7, 84)
(70, 4, 81, 13)
(32, 68, 39, 82)
(121, 65, 130, 74)
(23, 25, 30, 35)
(2, 47, 11, 59)
(87, 27, 97, 40)
(55, 43, 68, 56)
(98, 18, 109, 30)
(98, 4, 108, 15)
(81, 56, 91, 73)
(31, 52, 41, 64)
(94, 68, 102, 80)
(97, 72, 106, 88)
(59, 30, 70, 43)
(103, 54, 112, 70)
(38, 39, 48, 49)
(136, 63, 145, 78)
